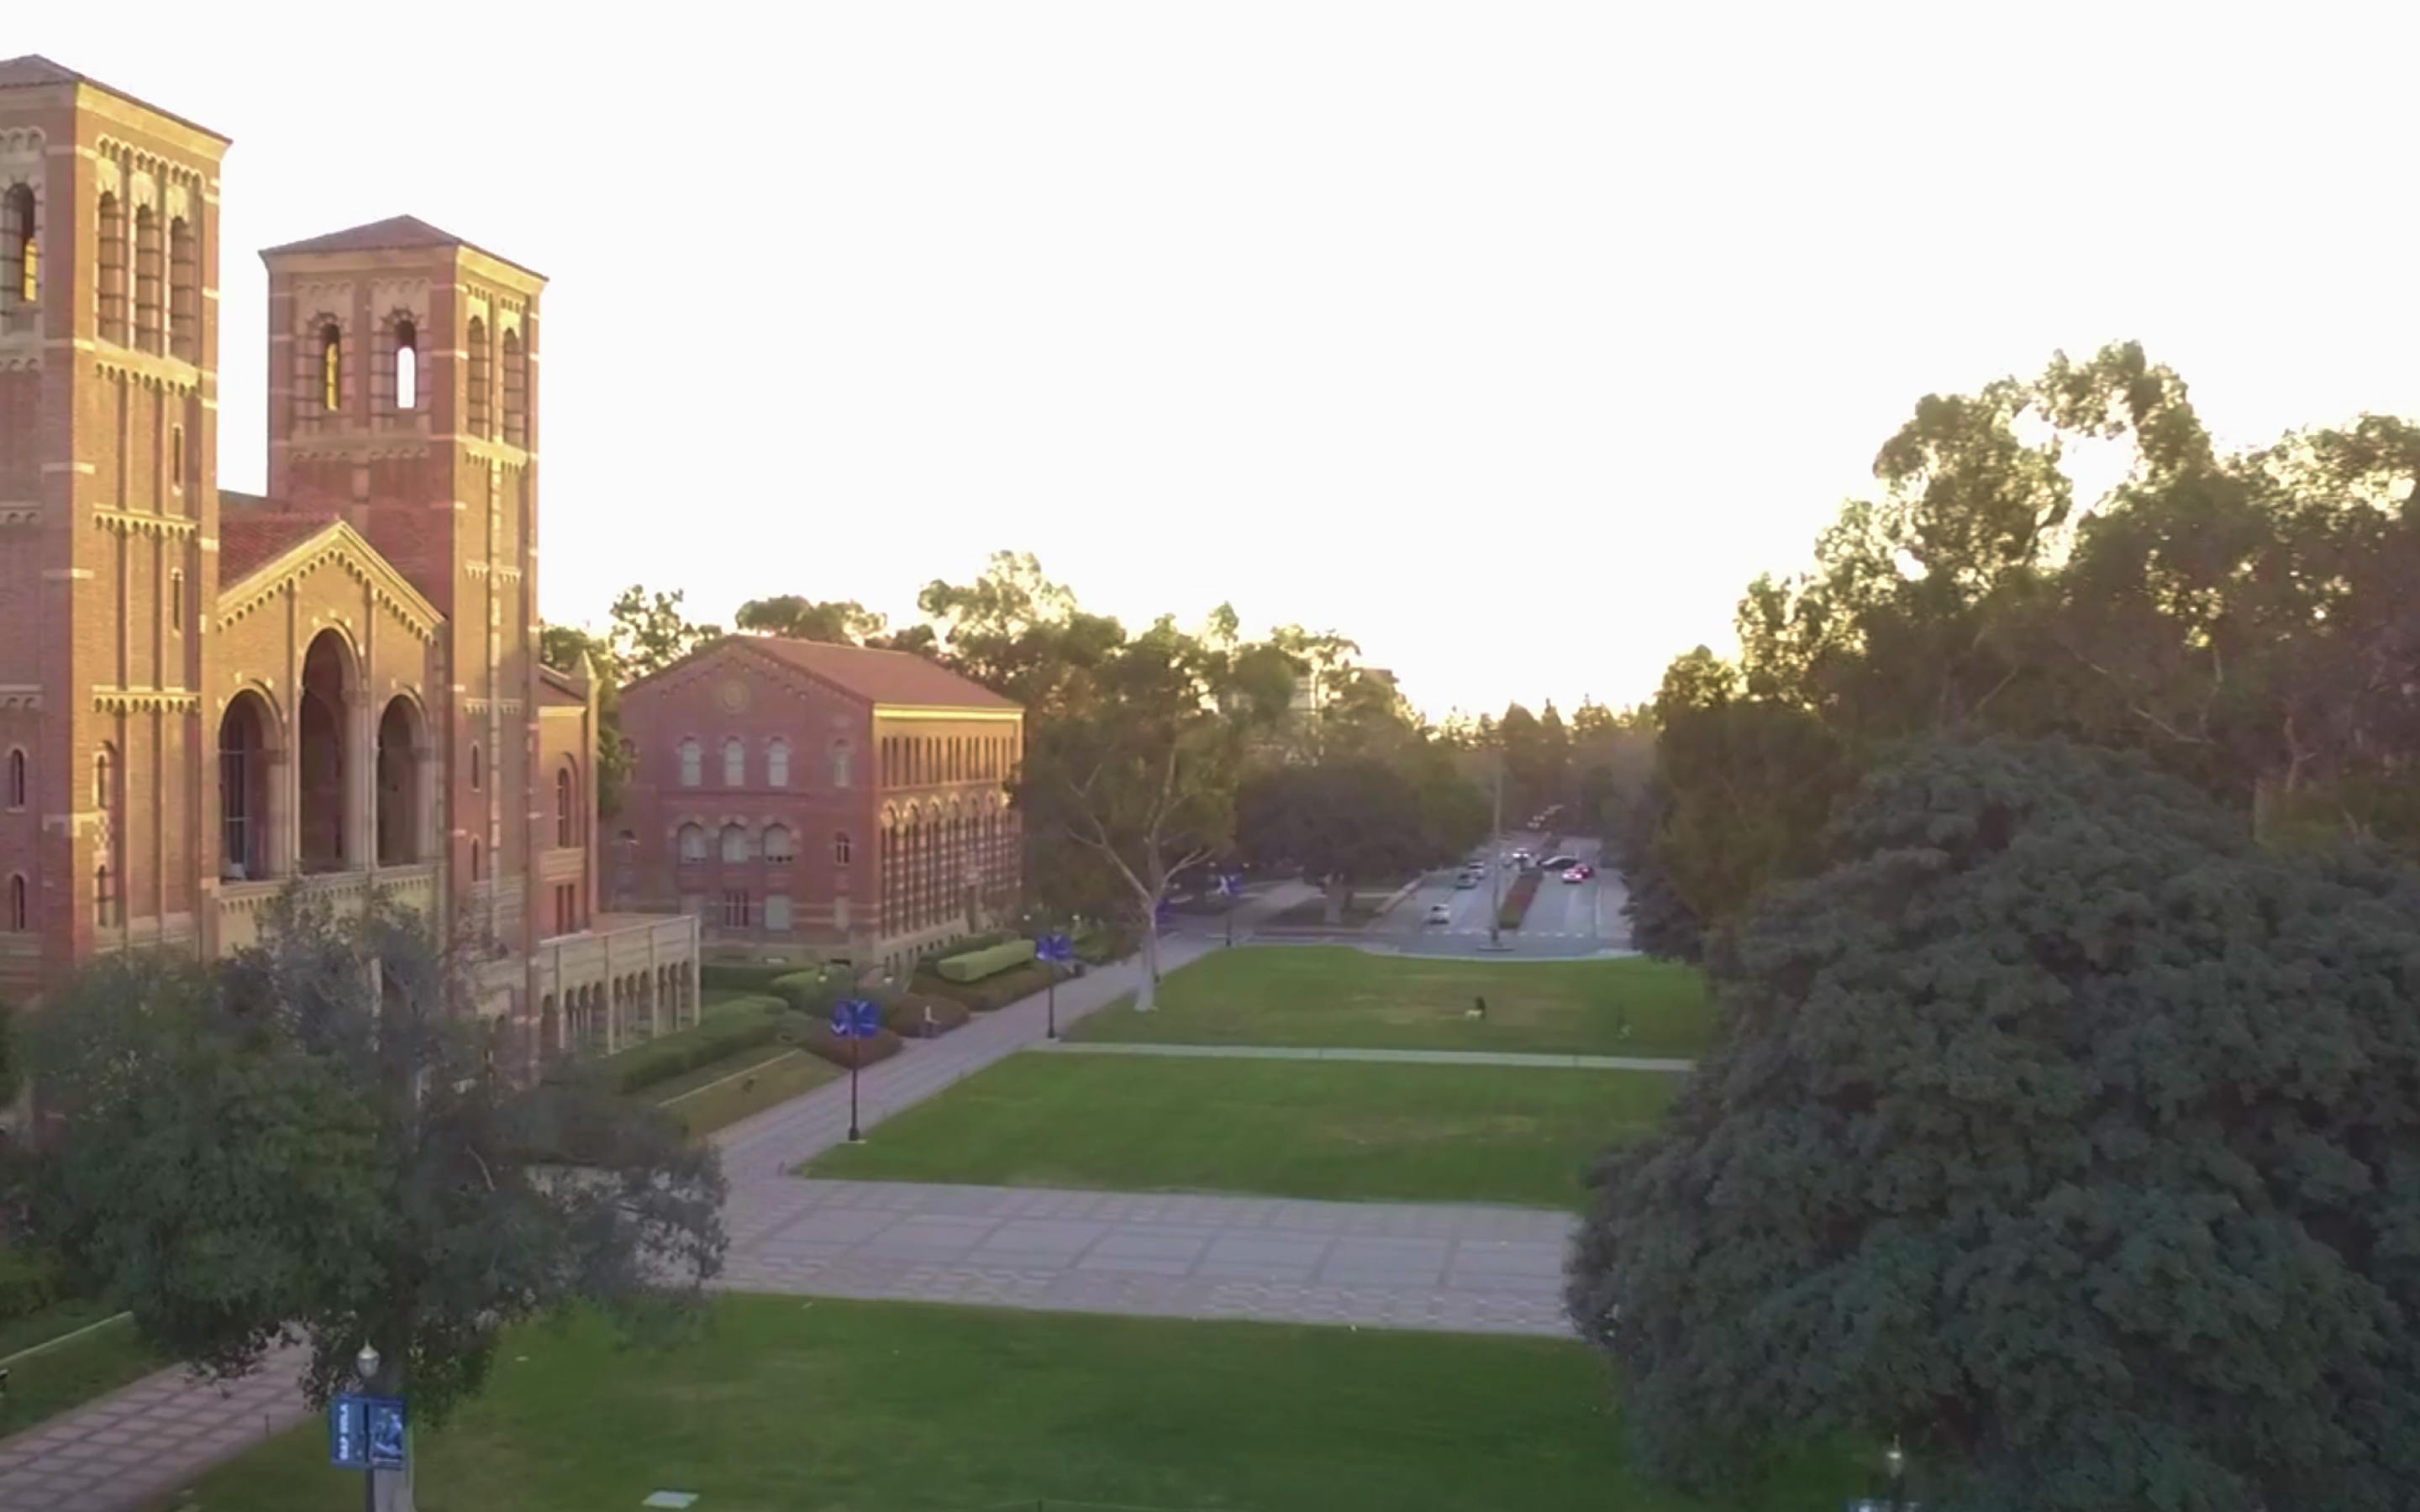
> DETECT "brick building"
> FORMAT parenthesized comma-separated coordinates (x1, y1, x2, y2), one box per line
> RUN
(616, 637, 1023, 975)
(0, 56, 697, 1064)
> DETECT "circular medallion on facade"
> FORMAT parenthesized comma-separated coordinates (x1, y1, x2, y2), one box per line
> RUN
(718, 679, 750, 713)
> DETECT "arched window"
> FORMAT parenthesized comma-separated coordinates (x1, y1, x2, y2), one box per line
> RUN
(678, 738, 702, 787)
(319, 321, 343, 412)
(502, 327, 527, 447)
(6, 874, 24, 932)
(555, 764, 576, 848)
(831, 738, 854, 789)
(677, 822, 707, 863)
(5, 747, 24, 808)
(3, 183, 34, 307)
(97, 192, 124, 341)
(834, 831, 853, 866)
(723, 738, 744, 787)
(133, 205, 161, 350)
(766, 738, 790, 788)
(168, 215, 197, 359)
(762, 824, 794, 863)
(394, 318, 418, 411)
(470, 742, 483, 790)
(93, 743, 114, 811)
(471, 838, 482, 880)
(720, 823, 750, 864)
(466, 317, 491, 436)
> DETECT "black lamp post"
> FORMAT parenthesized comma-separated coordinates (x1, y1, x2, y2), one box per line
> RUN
(355, 1341, 380, 1512)
(1885, 1439, 1907, 1510)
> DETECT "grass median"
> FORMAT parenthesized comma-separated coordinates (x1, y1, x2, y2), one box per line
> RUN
(150, 1295, 1854, 1512)
(1071, 945, 1715, 1058)
(0, 1300, 160, 1438)
(804, 1053, 1678, 1209)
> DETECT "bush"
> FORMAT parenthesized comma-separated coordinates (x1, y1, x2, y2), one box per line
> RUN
(701, 961, 810, 994)
(934, 938, 1038, 984)
(792, 1021, 905, 1070)
(887, 994, 972, 1041)
(768, 967, 856, 1016)
(918, 958, 1057, 1011)
(918, 930, 1015, 964)
(0, 1245, 66, 1324)
(1497, 871, 1542, 930)
(602, 1000, 783, 1095)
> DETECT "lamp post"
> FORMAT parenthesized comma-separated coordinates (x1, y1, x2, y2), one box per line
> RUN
(831, 998, 879, 1142)
(1486, 745, 1506, 948)
(1036, 932, 1073, 1039)
(1217, 872, 1241, 946)
(355, 1341, 380, 1512)
(1885, 1439, 1906, 1510)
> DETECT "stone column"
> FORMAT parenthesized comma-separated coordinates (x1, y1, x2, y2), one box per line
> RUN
(345, 693, 373, 873)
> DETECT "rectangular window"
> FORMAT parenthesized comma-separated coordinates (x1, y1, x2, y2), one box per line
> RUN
(169, 571, 183, 633)
(764, 894, 792, 932)
(171, 425, 184, 490)
(720, 890, 752, 928)
(834, 896, 850, 932)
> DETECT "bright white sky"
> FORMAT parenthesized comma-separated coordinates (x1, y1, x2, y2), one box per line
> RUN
(27, 3, 2420, 722)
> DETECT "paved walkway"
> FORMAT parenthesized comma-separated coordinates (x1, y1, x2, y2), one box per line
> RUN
(0, 1345, 308, 1512)
(1037, 1040, 1693, 1073)
(720, 1180, 1574, 1336)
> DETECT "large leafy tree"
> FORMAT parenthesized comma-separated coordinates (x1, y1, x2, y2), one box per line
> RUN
(1237, 756, 1445, 921)
(24, 898, 724, 1506)
(732, 595, 889, 644)
(606, 584, 721, 679)
(1569, 738, 2420, 1510)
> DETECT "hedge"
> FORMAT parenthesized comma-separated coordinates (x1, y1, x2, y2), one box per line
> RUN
(604, 996, 784, 1095)
(768, 967, 858, 1016)
(1497, 871, 1542, 932)
(919, 929, 1017, 964)
(701, 961, 811, 994)
(0, 1246, 66, 1325)
(1074, 926, 1136, 965)
(888, 994, 971, 1041)
(792, 1020, 905, 1071)
(918, 958, 1057, 1012)
(934, 938, 1037, 984)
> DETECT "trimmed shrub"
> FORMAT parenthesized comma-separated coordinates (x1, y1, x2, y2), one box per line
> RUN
(1498, 871, 1542, 931)
(793, 1021, 905, 1071)
(0, 1245, 66, 1324)
(888, 994, 971, 1041)
(934, 938, 1038, 984)
(918, 958, 1056, 1012)
(602, 1000, 782, 1095)
(768, 967, 855, 1016)
(701, 961, 808, 994)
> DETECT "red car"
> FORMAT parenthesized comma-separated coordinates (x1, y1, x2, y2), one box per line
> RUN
(1560, 864, 1594, 884)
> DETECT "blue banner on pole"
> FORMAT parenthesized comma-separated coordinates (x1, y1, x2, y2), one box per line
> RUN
(331, 1394, 406, 1470)
(1036, 932, 1072, 963)
(1215, 873, 1241, 898)
(329, 1394, 366, 1467)
(365, 1396, 408, 1470)
(829, 998, 881, 1039)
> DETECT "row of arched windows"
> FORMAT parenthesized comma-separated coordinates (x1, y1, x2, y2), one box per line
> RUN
(673, 822, 850, 867)
(90, 190, 198, 359)
(676, 736, 850, 790)
(302, 312, 525, 437)
(881, 732, 1015, 789)
(879, 806, 1013, 937)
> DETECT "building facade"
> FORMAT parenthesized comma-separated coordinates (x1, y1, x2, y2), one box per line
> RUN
(0, 56, 697, 1063)
(616, 637, 1023, 976)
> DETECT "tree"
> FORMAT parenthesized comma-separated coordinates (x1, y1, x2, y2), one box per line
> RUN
(1612, 780, 1700, 961)
(606, 585, 720, 680)
(1237, 757, 1441, 922)
(25, 897, 724, 1509)
(732, 596, 889, 645)
(539, 624, 631, 819)
(1569, 738, 2420, 1511)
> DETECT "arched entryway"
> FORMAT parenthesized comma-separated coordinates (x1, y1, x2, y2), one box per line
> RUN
(297, 631, 354, 872)
(217, 690, 278, 880)
(376, 696, 428, 866)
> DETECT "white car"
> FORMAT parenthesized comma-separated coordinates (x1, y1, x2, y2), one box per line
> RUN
(1425, 902, 1453, 926)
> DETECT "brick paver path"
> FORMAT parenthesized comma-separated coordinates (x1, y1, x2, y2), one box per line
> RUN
(1, 885, 1592, 1509)
(719, 1179, 1575, 1335)
(1038, 1040, 1694, 1073)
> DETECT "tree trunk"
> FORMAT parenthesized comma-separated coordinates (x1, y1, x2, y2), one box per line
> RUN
(1323, 874, 1349, 925)
(1135, 917, 1162, 1011)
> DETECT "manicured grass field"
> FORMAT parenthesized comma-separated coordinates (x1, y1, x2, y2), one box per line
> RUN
(0, 1301, 160, 1437)
(807, 1054, 1676, 1208)
(1071, 945, 1716, 1058)
(650, 1045, 837, 1136)
(155, 1296, 1852, 1512)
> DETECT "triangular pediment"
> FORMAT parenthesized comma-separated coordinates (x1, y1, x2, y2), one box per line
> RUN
(215, 519, 444, 644)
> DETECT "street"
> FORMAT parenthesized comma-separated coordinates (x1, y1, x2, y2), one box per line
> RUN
(1385, 832, 1632, 959)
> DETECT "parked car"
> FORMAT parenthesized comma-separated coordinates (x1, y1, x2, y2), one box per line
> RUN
(1425, 902, 1454, 925)
(1561, 867, 1588, 884)
(1539, 854, 1580, 871)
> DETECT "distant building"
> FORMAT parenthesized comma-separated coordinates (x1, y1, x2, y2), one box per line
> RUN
(0, 56, 698, 1068)
(615, 638, 1023, 976)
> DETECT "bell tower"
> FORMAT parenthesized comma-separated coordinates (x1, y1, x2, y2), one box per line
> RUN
(259, 218, 547, 950)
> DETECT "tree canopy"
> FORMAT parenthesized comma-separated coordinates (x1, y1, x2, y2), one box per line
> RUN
(22, 898, 725, 1437)
(1569, 738, 2420, 1510)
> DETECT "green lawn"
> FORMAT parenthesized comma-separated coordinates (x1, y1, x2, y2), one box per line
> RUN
(1071, 946, 1716, 1058)
(651, 1045, 837, 1136)
(155, 1296, 1852, 1512)
(0, 1301, 160, 1437)
(806, 1054, 1676, 1208)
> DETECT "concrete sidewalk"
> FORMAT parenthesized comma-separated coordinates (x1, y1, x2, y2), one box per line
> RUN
(1035, 1041, 1694, 1073)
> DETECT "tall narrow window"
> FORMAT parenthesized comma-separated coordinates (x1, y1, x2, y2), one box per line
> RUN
(5, 748, 23, 808)
(93, 744, 113, 810)
(94, 865, 114, 927)
(677, 822, 707, 862)
(171, 425, 184, 489)
(471, 838, 482, 880)
(394, 318, 418, 411)
(134, 205, 162, 350)
(6, 874, 24, 932)
(169, 570, 183, 632)
(466, 317, 491, 436)
(3, 184, 34, 307)
(723, 738, 744, 788)
(764, 894, 792, 932)
(502, 327, 527, 447)
(834, 831, 853, 865)
(555, 764, 575, 848)
(831, 738, 854, 789)
(720, 823, 749, 864)
(97, 192, 125, 342)
(761, 824, 794, 864)
(319, 322, 343, 412)
(766, 738, 790, 788)
(471, 742, 483, 790)
(169, 215, 197, 359)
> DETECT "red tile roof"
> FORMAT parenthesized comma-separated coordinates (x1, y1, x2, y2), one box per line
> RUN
(218, 512, 339, 583)
(740, 638, 1017, 711)
(260, 215, 544, 281)
(0, 55, 231, 142)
